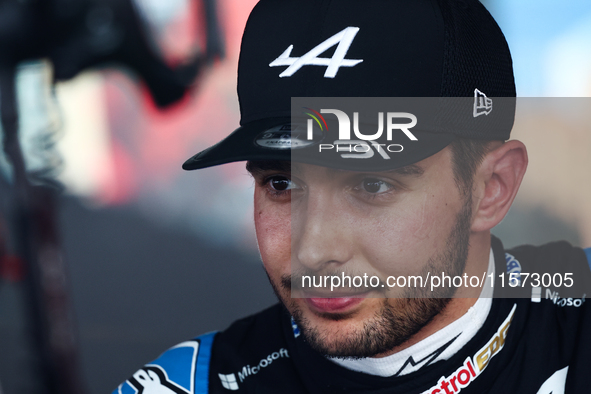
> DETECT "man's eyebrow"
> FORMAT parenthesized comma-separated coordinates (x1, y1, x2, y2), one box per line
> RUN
(383, 164, 424, 177)
(246, 160, 291, 175)
(330, 163, 424, 177)
(246, 161, 424, 178)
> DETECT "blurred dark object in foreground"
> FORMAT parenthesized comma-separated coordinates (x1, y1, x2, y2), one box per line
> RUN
(0, 0, 224, 108)
(0, 0, 224, 392)
(0, 195, 275, 394)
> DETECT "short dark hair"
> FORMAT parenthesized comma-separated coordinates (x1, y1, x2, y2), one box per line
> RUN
(449, 138, 499, 197)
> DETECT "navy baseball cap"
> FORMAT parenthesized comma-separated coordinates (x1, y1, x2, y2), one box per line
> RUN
(183, 0, 516, 171)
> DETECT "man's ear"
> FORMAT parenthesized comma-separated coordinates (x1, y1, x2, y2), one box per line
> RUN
(471, 140, 528, 232)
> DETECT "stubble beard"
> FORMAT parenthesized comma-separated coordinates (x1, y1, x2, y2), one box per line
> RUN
(267, 197, 473, 358)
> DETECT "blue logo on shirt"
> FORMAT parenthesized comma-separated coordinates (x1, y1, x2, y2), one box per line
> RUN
(115, 341, 199, 394)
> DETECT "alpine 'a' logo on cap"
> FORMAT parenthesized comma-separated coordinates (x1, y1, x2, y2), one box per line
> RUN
(473, 88, 493, 117)
(269, 26, 363, 78)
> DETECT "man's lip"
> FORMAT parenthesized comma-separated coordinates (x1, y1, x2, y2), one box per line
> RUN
(298, 289, 370, 298)
(305, 297, 365, 313)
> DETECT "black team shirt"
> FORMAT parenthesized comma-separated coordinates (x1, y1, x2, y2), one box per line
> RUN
(114, 236, 591, 394)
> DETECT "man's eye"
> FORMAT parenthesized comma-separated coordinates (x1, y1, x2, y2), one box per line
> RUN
(361, 179, 392, 194)
(268, 176, 294, 191)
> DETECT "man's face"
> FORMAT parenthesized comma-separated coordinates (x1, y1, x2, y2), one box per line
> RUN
(251, 146, 474, 357)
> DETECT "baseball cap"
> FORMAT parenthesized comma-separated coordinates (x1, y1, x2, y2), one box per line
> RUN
(183, 0, 515, 171)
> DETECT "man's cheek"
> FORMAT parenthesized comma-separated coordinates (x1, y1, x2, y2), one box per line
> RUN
(356, 204, 445, 275)
(410, 192, 437, 240)
(374, 203, 439, 243)
(399, 192, 457, 244)
(254, 207, 292, 272)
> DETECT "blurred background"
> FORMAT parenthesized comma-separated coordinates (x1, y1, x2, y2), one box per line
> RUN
(0, 0, 589, 393)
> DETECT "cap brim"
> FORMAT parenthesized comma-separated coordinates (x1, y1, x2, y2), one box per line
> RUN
(183, 118, 291, 170)
(183, 117, 456, 172)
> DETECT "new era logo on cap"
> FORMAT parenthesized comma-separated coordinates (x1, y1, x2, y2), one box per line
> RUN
(473, 88, 493, 117)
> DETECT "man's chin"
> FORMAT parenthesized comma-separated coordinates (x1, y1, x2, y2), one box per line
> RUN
(286, 296, 451, 358)
(268, 270, 454, 358)
(294, 306, 382, 357)
(287, 298, 390, 357)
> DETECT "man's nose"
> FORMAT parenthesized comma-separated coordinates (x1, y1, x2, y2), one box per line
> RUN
(292, 190, 354, 272)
